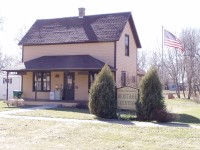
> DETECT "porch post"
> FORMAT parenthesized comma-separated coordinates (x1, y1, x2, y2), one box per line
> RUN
(34, 84, 37, 101)
(6, 71, 9, 100)
(34, 72, 37, 101)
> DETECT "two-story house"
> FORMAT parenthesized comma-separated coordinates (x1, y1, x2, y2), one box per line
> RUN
(4, 8, 141, 104)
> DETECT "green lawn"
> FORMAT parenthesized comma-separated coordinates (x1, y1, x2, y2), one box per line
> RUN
(9, 99, 200, 125)
(1, 99, 200, 149)
(166, 99, 200, 124)
(0, 118, 200, 150)
(0, 100, 20, 112)
(14, 106, 96, 120)
(1, 98, 200, 125)
(0, 100, 34, 112)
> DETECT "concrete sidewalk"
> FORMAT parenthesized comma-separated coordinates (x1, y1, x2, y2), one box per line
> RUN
(0, 105, 57, 115)
(0, 112, 200, 129)
(0, 106, 199, 129)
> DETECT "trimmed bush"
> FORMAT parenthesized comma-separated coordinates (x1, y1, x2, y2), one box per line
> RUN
(76, 102, 88, 109)
(136, 67, 166, 121)
(88, 64, 117, 119)
(150, 108, 174, 122)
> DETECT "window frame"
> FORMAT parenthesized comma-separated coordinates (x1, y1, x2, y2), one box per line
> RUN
(3, 78, 12, 84)
(88, 72, 98, 89)
(33, 72, 51, 92)
(121, 71, 126, 87)
(125, 34, 129, 56)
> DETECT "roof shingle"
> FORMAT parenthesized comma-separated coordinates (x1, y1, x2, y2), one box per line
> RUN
(19, 12, 141, 48)
(3, 55, 116, 71)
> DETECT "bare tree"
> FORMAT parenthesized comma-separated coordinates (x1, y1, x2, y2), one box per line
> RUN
(14, 26, 27, 62)
(149, 52, 163, 80)
(0, 50, 16, 72)
(137, 50, 147, 70)
(0, 17, 20, 72)
(163, 47, 183, 98)
(161, 28, 200, 99)
(0, 16, 3, 30)
(180, 28, 200, 99)
(15, 26, 27, 43)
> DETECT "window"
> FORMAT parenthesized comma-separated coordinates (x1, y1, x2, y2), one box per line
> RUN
(33, 72, 51, 91)
(89, 72, 98, 89)
(121, 71, 126, 87)
(132, 76, 136, 83)
(125, 34, 129, 56)
(3, 78, 12, 84)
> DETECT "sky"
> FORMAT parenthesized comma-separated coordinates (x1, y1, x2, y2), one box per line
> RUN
(0, 0, 199, 56)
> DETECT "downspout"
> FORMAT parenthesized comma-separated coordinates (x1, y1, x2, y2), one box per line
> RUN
(21, 74, 23, 95)
(6, 71, 9, 100)
(22, 46, 24, 62)
(34, 72, 37, 101)
(35, 86, 37, 101)
(114, 41, 117, 101)
(114, 41, 117, 82)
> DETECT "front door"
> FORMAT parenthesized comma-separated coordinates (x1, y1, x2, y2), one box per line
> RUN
(65, 72, 75, 100)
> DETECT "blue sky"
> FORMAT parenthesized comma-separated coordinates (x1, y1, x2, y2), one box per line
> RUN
(0, 0, 199, 56)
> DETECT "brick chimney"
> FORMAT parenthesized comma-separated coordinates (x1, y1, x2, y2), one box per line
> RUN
(78, 8, 85, 18)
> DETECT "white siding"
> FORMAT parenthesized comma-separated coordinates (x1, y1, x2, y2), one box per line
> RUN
(0, 75, 21, 100)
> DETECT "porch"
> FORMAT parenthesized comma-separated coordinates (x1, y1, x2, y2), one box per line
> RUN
(2, 55, 116, 102)
(4, 98, 88, 107)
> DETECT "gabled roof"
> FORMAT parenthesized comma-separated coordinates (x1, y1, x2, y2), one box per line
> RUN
(2, 55, 116, 72)
(19, 12, 141, 48)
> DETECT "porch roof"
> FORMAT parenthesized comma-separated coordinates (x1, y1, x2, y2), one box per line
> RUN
(3, 55, 116, 72)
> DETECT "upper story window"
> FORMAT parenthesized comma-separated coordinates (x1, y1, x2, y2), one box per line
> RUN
(33, 72, 51, 92)
(125, 34, 129, 56)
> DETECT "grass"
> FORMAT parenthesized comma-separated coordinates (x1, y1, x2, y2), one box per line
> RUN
(0, 118, 200, 150)
(118, 110, 137, 120)
(9, 98, 200, 125)
(1, 98, 200, 125)
(1, 99, 200, 149)
(166, 99, 200, 124)
(0, 100, 35, 112)
(14, 106, 96, 120)
(12, 105, 137, 121)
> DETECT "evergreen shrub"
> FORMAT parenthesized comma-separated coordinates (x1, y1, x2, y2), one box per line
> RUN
(136, 67, 171, 122)
(88, 64, 117, 119)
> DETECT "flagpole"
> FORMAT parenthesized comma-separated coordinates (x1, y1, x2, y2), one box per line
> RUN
(162, 26, 164, 83)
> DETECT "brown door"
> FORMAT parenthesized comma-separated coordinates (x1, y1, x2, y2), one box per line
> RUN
(65, 72, 75, 100)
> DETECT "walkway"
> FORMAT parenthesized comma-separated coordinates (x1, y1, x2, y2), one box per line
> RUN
(0, 105, 57, 115)
(0, 106, 200, 129)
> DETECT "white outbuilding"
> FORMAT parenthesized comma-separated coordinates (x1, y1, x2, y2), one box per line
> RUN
(0, 74, 21, 100)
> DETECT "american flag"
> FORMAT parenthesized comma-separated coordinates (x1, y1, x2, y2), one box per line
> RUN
(164, 29, 184, 52)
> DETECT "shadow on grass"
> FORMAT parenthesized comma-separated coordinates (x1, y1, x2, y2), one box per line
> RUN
(95, 112, 200, 126)
(2, 105, 36, 109)
(97, 118, 135, 125)
(47, 107, 136, 125)
(94, 110, 137, 125)
(47, 106, 91, 115)
(152, 122, 190, 127)
(174, 113, 200, 124)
